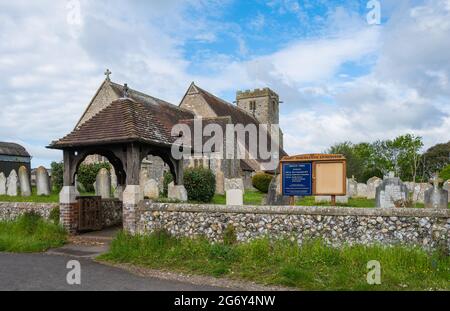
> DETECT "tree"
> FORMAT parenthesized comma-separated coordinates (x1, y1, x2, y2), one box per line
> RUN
(50, 161, 64, 192)
(420, 141, 450, 179)
(372, 134, 423, 181)
(327, 142, 379, 182)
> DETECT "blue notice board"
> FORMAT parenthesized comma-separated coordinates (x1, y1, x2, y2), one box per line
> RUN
(282, 162, 312, 196)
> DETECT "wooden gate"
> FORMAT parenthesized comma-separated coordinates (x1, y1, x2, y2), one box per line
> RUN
(78, 196, 103, 232)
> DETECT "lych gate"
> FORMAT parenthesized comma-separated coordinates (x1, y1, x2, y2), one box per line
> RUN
(48, 97, 192, 234)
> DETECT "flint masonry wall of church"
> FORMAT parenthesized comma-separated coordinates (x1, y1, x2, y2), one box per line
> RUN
(136, 202, 450, 251)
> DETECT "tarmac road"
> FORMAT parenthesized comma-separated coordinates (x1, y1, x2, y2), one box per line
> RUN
(0, 252, 227, 291)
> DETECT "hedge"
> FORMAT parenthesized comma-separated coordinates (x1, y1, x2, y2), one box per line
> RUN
(252, 173, 273, 193)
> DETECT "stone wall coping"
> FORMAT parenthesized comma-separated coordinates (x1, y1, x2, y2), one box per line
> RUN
(0, 202, 58, 208)
(139, 201, 450, 218)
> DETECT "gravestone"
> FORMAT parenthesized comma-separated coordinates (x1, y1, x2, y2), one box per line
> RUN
(18, 166, 31, 197)
(366, 176, 382, 199)
(6, 170, 18, 196)
(356, 183, 368, 198)
(168, 182, 188, 201)
(406, 182, 432, 203)
(443, 180, 450, 202)
(114, 185, 124, 201)
(216, 171, 225, 195)
(424, 174, 448, 209)
(111, 170, 118, 191)
(224, 178, 244, 192)
(375, 172, 408, 208)
(0, 172, 6, 195)
(96, 168, 111, 199)
(36, 166, 51, 196)
(347, 177, 358, 198)
(226, 189, 243, 206)
(265, 174, 290, 205)
(143, 178, 159, 199)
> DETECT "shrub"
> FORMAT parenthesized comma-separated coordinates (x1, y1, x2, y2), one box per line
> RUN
(439, 164, 450, 182)
(50, 161, 64, 192)
(183, 167, 216, 203)
(77, 162, 111, 193)
(162, 171, 174, 198)
(49, 207, 60, 225)
(223, 224, 237, 246)
(252, 173, 273, 193)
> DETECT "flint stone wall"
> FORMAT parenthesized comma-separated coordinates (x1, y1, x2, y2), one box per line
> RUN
(0, 200, 122, 229)
(0, 202, 57, 220)
(101, 199, 123, 227)
(137, 202, 450, 251)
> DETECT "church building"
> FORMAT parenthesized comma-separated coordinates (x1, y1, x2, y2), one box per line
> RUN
(77, 73, 286, 194)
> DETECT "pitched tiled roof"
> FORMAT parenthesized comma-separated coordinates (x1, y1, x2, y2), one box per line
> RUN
(0, 142, 30, 157)
(192, 84, 288, 158)
(49, 98, 194, 148)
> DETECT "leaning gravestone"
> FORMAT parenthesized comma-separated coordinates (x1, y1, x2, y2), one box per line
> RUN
(375, 172, 408, 208)
(424, 174, 448, 209)
(168, 182, 188, 202)
(405, 182, 432, 203)
(265, 174, 291, 205)
(347, 177, 357, 198)
(366, 176, 382, 199)
(356, 183, 368, 198)
(6, 170, 18, 196)
(143, 179, 159, 199)
(18, 166, 31, 197)
(443, 180, 450, 202)
(96, 168, 111, 199)
(36, 166, 51, 196)
(0, 172, 6, 195)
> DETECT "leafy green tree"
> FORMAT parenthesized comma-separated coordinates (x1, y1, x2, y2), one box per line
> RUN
(439, 164, 450, 181)
(372, 134, 423, 181)
(420, 141, 450, 178)
(50, 161, 64, 192)
(77, 162, 111, 193)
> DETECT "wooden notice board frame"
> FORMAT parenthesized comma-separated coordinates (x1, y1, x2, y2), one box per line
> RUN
(280, 154, 347, 197)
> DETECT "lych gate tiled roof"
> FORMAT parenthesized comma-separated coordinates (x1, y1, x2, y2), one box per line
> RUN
(49, 98, 195, 148)
(0, 142, 30, 157)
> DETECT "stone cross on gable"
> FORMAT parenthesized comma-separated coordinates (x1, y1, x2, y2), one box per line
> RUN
(430, 173, 443, 188)
(104, 69, 112, 81)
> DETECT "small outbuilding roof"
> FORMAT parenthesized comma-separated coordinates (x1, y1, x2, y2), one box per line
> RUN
(0, 142, 30, 157)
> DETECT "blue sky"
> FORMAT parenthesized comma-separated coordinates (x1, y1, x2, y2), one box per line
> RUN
(0, 0, 449, 168)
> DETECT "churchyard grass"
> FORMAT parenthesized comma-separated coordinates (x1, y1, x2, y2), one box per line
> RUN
(99, 230, 450, 290)
(296, 196, 376, 208)
(0, 187, 59, 203)
(213, 190, 265, 205)
(0, 213, 67, 252)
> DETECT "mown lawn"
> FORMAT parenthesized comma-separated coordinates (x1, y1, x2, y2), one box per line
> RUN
(99, 231, 450, 291)
(0, 213, 67, 252)
(0, 187, 59, 203)
(213, 190, 265, 205)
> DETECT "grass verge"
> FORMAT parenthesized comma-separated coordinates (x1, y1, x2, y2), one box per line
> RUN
(99, 231, 450, 291)
(0, 212, 67, 252)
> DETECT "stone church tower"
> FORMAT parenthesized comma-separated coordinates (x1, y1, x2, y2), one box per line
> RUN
(236, 88, 283, 149)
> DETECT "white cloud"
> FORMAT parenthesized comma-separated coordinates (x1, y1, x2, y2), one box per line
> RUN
(0, 0, 449, 169)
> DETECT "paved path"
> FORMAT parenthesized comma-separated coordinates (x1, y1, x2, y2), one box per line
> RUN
(0, 252, 227, 291)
